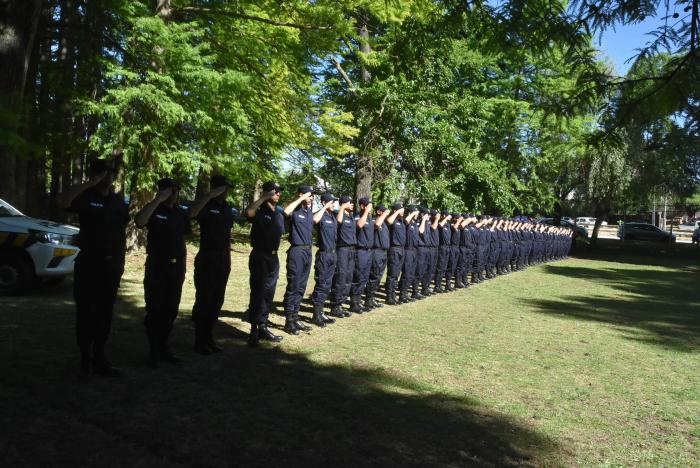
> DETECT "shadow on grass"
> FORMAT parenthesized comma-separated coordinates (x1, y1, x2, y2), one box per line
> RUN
(572, 238, 700, 268)
(0, 278, 558, 467)
(527, 262, 700, 352)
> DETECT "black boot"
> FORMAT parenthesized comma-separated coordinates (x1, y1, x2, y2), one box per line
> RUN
(247, 323, 259, 347)
(311, 304, 327, 327)
(363, 294, 374, 311)
(284, 316, 300, 335)
(386, 280, 398, 305)
(371, 296, 383, 308)
(398, 286, 409, 303)
(412, 282, 425, 300)
(293, 313, 311, 332)
(259, 323, 283, 342)
(330, 305, 345, 318)
(350, 295, 364, 314)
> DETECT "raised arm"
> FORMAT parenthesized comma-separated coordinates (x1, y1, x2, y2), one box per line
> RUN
(313, 201, 333, 223)
(284, 192, 313, 217)
(135, 188, 172, 228)
(336, 202, 350, 223)
(386, 207, 404, 225)
(60, 171, 106, 209)
(188, 185, 227, 219)
(374, 209, 390, 227)
(245, 190, 275, 219)
(356, 203, 372, 228)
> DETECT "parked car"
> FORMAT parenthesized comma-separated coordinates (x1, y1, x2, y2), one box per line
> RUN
(561, 216, 574, 223)
(617, 222, 676, 243)
(575, 216, 607, 227)
(0, 198, 79, 294)
(538, 218, 589, 238)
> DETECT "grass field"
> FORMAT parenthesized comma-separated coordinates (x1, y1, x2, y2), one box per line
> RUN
(1, 241, 699, 467)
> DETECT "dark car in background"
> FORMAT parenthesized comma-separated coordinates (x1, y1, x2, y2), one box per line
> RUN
(617, 222, 676, 243)
(537, 218, 589, 239)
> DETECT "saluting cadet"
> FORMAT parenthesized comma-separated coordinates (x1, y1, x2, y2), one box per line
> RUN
(135, 177, 190, 368)
(188, 175, 233, 355)
(448, 213, 463, 290)
(62, 159, 129, 380)
(245, 181, 285, 347)
(416, 208, 431, 298)
(411, 208, 427, 300)
(435, 210, 452, 293)
(310, 192, 339, 326)
(398, 206, 420, 303)
(281, 185, 315, 335)
(350, 197, 374, 314)
(330, 196, 356, 318)
(364, 204, 390, 310)
(385, 203, 406, 305)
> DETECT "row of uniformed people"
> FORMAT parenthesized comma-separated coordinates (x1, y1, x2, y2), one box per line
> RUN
(62, 161, 573, 379)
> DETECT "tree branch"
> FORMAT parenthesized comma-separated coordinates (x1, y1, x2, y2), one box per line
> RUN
(331, 58, 356, 93)
(176, 7, 334, 30)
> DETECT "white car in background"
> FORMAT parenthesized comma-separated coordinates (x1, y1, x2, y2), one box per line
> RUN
(575, 217, 608, 226)
(0, 198, 79, 294)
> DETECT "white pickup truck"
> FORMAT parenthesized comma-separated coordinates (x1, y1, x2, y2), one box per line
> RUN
(0, 198, 80, 294)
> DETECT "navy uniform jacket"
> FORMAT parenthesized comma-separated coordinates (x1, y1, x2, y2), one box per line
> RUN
(289, 205, 313, 246)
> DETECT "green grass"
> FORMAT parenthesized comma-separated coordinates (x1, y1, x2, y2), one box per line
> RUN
(1, 241, 700, 466)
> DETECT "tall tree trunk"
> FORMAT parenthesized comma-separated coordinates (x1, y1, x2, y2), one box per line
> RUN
(355, 8, 373, 200)
(0, 0, 42, 203)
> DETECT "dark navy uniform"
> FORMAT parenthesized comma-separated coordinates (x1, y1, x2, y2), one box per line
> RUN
(69, 186, 129, 369)
(330, 210, 356, 309)
(311, 210, 338, 306)
(385, 214, 406, 303)
(283, 204, 313, 317)
(351, 211, 374, 300)
(367, 214, 389, 303)
(448, 221, 461, 289)
(416, 214, 431, 297)
(436, 220, 451, 291)
(247, 202, 285, 324)
(142, 202, 191, 358)
(192, 198, 233, 349)
(399, 216, 419, 301)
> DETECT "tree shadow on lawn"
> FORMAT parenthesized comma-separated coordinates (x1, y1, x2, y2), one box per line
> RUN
(1, 279, 559, 467)
(527, 263, 700, 352)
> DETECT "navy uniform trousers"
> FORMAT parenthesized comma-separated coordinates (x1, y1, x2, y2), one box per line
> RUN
(144, 255, 186, 352)
(351, 248, 373, 297)
(282, 245, 312, 317)
(74, 252, 124, 359)
(367, 248, 388, 296)
(311, 250, 336, 306)
(331, 246, 354, 307)
(248, 249, 279, 325)
(399, 248, 417, 294)
(192, 250, 230, 343)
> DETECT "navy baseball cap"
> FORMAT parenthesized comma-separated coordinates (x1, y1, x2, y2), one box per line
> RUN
(407, 205, 419, 213)
(441, 210, 450, 216)
(452, 212, 462, 218)
(430, 209, 438, 216)
(420, 207, 430, 214)
(210, 175, 233, 188)
(358, 196, 372, 205)
(339, 195, 352, 204)
(320, 192, 337, 203)
(392, 203, 403, 211)
(262, 181, 282, 192)
(376, 204, 387, 212)
(297, 184, 313, 194)
(157, 177, 181, 190)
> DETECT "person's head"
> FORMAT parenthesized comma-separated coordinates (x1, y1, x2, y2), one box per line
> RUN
(320, 192, 337, 211)
(262, 181, 282, 204)
(392, 202, 404, 218)
(407, 206, 419, 220)
(430, 208, 439, 221)
(157, 177, 181, 206)
(358, 196, 372, 211)
(375, 204, 387, 217)
(452, 212, 463, 223)
(339, 195, 354, 212)
(297, 184, 313, 206)
(88, 159, 116, 191)
(210, 175, 233, 200)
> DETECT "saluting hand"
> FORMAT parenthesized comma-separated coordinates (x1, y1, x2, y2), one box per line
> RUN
(365, 202, 373, 213)
(155, 187, 173, 202)
(210, 186, 227, 198)
(300, 192, 313, 202)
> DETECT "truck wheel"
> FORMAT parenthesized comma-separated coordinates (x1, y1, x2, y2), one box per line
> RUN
(0, 254, 35, 295)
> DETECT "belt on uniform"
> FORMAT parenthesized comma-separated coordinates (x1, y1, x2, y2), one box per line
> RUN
(319, 249, 336, 254)
(390, 246, 404, 250)
(404, 247, 416, 251)
(373, 248, 388, 252)
(291, 244, 312, 249)
(357, 247, 372, 250)
(338, 245, 355, 250)
(252, 248, 278, 255)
